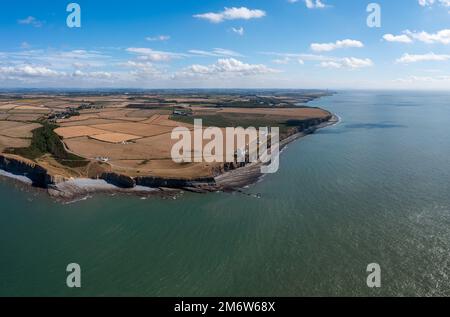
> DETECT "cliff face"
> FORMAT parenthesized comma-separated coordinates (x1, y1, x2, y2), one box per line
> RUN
(0, 154, 54, 188)
(135, 176, 216, 188)
(0, 154, 217, 192)
(98, 172, 215, 189)
(101, 172, 136, 188)
(1, 114, 336, 195)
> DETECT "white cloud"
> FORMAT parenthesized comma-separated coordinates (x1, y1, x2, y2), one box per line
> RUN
(231, 27, 245, 36)
(17, 16, 43, 27)
(418, 0, 450, 7)
(319, 57, 373, 69)
(419, 0, 435, 6)
(146, 35, 171, 41)
(405, 29, 450, 44)
(120, 61, 164, 79)
(264, 52, 331, 62)
(311, 39, 364, 52)
(273, 57, 291, 65)
(177, 58, 277, 77)
(396, 52, 450, 63)
(126, 48, 186, 62)
(20, 42, 31, 49)
(72, 62, 92, 69)
(272, 57, 304, 65)
(0, 65, 115, 83)
(0, 49, 111, 71)
(72, 70, 113, 79)
(288, 0, 328, 7)
(262, 52, 372, 69)
(0, 48, 162, 85)
(304, 0, 327, 9)
(392, 73, 450, 89)
(0, 65, 60, 78)
(383, 29, 450, 44)
(188, 48, 242, 58)
(395, 75, 450, 83)
(0, 49, 275, 87)
(383, 34, 413, 43)
(194, 7, 266, 23)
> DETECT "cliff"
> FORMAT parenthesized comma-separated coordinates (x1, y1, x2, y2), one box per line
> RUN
(1, 113, 338, 197)
(135, 175, 216, 189)
(0, 154, 56, 188)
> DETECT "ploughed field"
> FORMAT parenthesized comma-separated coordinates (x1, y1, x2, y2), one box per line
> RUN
(0, 92, 332, 180)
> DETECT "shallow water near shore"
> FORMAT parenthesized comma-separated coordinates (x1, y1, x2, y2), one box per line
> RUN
(1, 90, 450, 296)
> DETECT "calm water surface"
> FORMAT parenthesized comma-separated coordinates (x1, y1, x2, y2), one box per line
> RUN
(1, 91, 449, 296)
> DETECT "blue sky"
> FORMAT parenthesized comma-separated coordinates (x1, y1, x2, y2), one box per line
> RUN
(0, 0, 450, 89)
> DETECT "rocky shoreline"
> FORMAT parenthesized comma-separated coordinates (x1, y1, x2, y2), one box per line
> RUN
(215, 114, 339, 190)
(0, 113, 339, 202)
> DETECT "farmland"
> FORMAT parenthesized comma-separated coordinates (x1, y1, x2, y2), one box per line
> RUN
(0, 90, 333, 181)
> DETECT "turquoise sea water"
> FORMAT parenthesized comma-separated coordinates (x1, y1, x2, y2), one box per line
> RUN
(1, 91, 449, 296)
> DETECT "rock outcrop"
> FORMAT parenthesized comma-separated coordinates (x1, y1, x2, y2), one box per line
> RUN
(101, 172, 136, 188)
(135, 176, 216, 189)
(99, 172, 217, 191)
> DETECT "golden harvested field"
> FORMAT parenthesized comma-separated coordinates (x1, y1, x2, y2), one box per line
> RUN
(14, 105, 49, 112)
(10, 99, 46, 105)
(59, 118, 123, 127)
(0, 135, 31, 151)
(169, 98, 220, 103)
(140, 114, 165, 124)
(90, 132, 141, 143)
(0, 104, 19, 110)
(10, 110, 50, 115)
(0, 91, 332, 179)
(111, 159, 216, 178)
(0, 121, 25, 131)
(135, 133, 183, 156)
(6, 114, 44, 122)
(91, 122, 174, 137)
(98, 110, 141, 120)
(126, 109, 171, 118)
(64, 136, 170, 160)
(152, 115, 194, 128)
(141, 114, 195, 129)
(136, 127, 259, 162)
(0, 123, 41, 138)
(39, 101, 70, 108)
(54, 126, 108, 138)
(57, 114, 100, 123)
(0, 120, 41, 152)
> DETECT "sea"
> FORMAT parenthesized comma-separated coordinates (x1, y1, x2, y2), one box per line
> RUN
(1, 90, 449, 296)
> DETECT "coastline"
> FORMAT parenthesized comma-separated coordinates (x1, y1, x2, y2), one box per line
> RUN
(0, 112, 339, 202)
(49, 178, 184, 203)
(215, 113, 340, 190)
